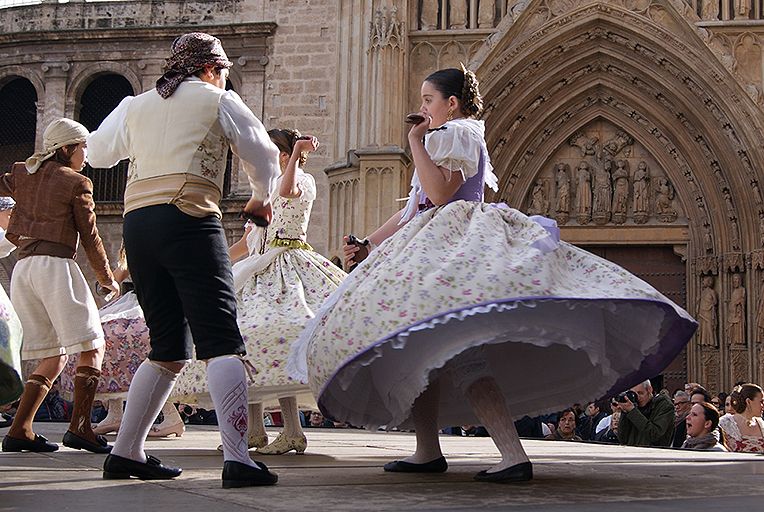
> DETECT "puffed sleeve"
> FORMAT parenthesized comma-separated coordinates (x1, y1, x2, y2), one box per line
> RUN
(296, 171, 316, 203)
(424, 123, 482, 180)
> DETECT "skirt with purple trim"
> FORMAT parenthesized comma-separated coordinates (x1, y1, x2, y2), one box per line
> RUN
(288, 200, 697, 429)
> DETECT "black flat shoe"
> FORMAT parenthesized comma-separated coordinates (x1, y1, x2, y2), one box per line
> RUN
(383, 456, 448, 473)
(474, 461, 533, 483)
(2, 433, 58, 452)
(222, 460, 278, 488)
(63, 431, 112, 454)
(103, 453, 182, 480)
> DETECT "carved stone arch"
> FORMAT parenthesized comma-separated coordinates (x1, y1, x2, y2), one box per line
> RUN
(67, 61, 141, 115)
(472, 2, 764, 256)
(0, 66, 44, 101)
(483, 53, 734, 254)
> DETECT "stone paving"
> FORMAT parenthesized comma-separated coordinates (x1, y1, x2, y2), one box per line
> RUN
(2, 423, 763, 511)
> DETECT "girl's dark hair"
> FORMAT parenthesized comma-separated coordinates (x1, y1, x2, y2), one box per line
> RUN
(730, 383, 763, 414)
(268, 128, 307, 167)
(424, 67, 483, 117)
(51, 144, 79, 167)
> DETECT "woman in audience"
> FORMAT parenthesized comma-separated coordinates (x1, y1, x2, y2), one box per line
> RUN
(681, 402, 727, 451)
(718, 383, 764, 453)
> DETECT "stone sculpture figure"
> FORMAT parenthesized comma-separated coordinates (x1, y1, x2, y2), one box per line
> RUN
(698, 275, 719, 347)
(632, 161, 650, 224)
(756, 278, 764, 341)
(478, 0, 495, 28)
(701, 0, 719, 20)
(528, 179, 549, 216)
(727, 273, 746, 346)
(592, 160, 612, 224)
(420, 0, 439, 30)
(735, 0, 751, 20)
(611, 159, 629, 224)
(555, 163, 570, 224)
(449, 0, 469, 29)
(575, 161, 592, 224)
(655, 176, 677, 222)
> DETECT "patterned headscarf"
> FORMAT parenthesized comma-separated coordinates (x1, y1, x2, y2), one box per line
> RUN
(0, 197, 14, 211)
(25, 118, 89, 174)
(155, 32, 233, 99)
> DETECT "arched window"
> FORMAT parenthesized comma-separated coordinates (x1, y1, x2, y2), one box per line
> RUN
(0, 77, 37, 173)
(77, 73, 134, 202)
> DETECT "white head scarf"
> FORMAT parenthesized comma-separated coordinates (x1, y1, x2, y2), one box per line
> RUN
(25, 118, 89, 174)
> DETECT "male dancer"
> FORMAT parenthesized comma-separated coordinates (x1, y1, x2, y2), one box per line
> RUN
(87, 32, 280, 487)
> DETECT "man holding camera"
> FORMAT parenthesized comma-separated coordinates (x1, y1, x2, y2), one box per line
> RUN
(612, 379, 675, 447)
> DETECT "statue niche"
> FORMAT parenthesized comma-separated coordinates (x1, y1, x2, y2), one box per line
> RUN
(420, 0, 439, 30)
(632, 161, 650, 224)
(449, 0, 468, 29)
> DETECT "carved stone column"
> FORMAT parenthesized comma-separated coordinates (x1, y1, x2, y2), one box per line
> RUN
(40, 62, 70, 138)
(368, 5, 406, 148)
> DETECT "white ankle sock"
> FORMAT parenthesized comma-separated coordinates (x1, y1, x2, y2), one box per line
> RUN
(207, 356, 260, 468)
(111, 360, 178, 462)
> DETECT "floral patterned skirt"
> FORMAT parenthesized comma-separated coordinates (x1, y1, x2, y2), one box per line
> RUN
(172, 247, 346, 408)
(289, 201, 697, 430)
(59, 292, 150, 400)
(0, 286, 24, 406)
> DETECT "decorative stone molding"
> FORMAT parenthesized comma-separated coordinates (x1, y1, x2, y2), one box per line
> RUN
(370, 6, 404, 52)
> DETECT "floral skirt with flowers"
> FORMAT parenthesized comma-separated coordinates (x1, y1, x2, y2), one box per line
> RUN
(0, 286, 23, 406)
(59, 292, 149, 400)
(288, 200, 697, 430)
(172, 247, 346, 408)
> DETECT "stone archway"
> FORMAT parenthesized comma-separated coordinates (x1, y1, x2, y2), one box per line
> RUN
(472, 1, 764, 392)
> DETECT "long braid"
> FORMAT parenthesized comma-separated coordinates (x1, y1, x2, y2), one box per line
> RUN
(460, 63, 483, 118)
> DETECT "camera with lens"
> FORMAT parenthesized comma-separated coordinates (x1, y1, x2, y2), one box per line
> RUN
(614, 390, 638, 406)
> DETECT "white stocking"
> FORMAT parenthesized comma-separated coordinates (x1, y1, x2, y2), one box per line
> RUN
(207, 356, 260, 468)
(466, 377, 529, 473)
(278, 396, 304, 438)
(248, 402, 266, 442)
(403, 382, 443, 464)
(111, 360, 178, 462)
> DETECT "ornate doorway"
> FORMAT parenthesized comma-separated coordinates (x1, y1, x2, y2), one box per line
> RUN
(587, 245, 688, 393)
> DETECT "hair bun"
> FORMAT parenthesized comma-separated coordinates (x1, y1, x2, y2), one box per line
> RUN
(460, 63, 483, 117)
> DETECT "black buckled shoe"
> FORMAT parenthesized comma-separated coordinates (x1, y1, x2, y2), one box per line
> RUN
(2, 433, 58, 452)
(383, 456, 448, 473)
(221, 460, 278, 488)
(474, 461, 533, 483)
(103, 453, 182, 480)
(63, 431, 112, 454)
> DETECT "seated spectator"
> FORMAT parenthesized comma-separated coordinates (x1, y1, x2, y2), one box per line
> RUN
(671, 390, 692, 448)
(614, 379, 674, 447)
(723, 393, 735, 415)
(577, 399, 609, 441)
(681, 402, 727, 451)
(594, 410, 621, 443)
(308, 411, 333, 428)
(544, 408, 582, 441)
(689, 385, 712, 404)
(719, 383, 764, 453)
